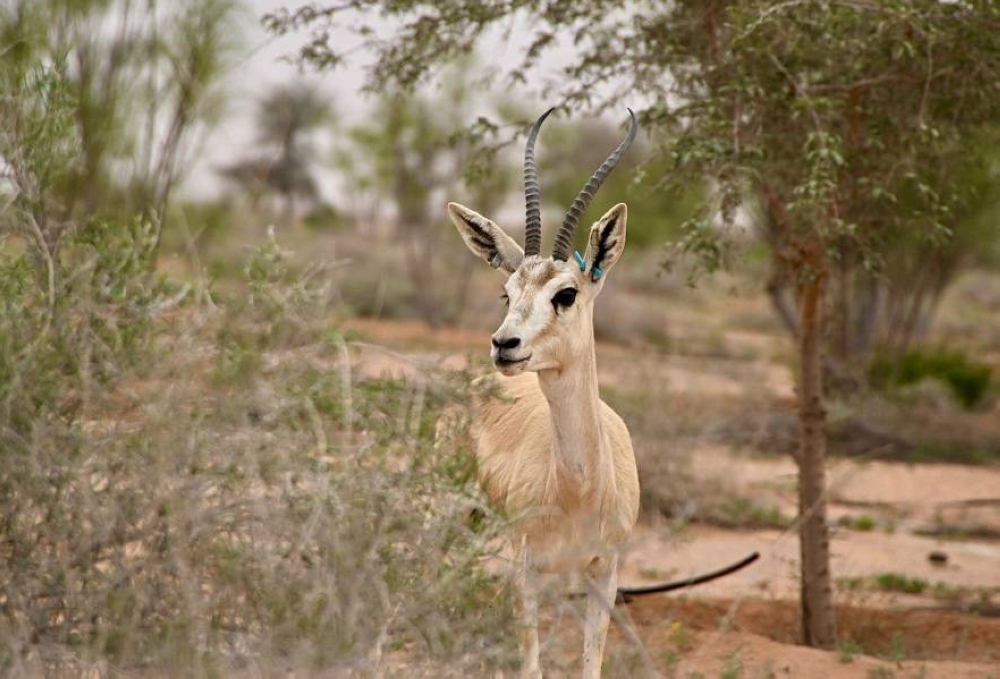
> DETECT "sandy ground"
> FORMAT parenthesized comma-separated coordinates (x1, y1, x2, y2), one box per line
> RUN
(344, 316, 1000, 676)
(630, 443, 1000, 591)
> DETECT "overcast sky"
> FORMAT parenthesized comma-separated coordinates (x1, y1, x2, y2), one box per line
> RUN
(181, 0, 616, 206)
(182, 0, 363, 201)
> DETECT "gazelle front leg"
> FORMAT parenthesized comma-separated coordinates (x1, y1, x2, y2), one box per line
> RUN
(517, 536, 541, 678)
(582, 553, 619, 679)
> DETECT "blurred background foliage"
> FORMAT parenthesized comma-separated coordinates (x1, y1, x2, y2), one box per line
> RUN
(262, 0, 1000, 379)
(0, 0, 241, 248)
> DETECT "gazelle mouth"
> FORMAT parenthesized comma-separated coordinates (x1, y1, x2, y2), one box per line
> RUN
(495, 355, 531, 369)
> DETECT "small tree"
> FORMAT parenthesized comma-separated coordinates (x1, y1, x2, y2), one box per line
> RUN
(332, 71, 518, 325)
(218, 83, 331, 224)
(662, 4, 998, 644)
(267, 0, 1000, 648)
(1, 0, 239, 257)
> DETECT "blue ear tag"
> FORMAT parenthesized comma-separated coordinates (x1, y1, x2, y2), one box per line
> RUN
(591, 266, 603, 281)
(573, 251, 586, 272)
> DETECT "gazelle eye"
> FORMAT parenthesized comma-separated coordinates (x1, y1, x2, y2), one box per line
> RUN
(552, 287, 578, 309)
(500, 292, 509, 308)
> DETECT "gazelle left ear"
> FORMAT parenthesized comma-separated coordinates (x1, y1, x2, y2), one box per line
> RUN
(583, 203, 627, 282)
(448, 202, 524, 275)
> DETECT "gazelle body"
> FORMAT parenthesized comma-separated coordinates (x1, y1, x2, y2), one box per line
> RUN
(472, 369, 638, 574)
(447, 108, 640, 678)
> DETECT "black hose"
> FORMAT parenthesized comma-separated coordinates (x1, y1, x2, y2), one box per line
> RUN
(616, 551, 760, 604)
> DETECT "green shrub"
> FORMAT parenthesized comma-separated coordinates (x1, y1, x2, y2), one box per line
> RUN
(0, 216, 165, 434)
(162, 200, 239, 252)
(869, 347, 993, 408)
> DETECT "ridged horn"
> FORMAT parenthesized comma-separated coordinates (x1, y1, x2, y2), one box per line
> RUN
(523, 107, 555, 257)
(551, 108, 638, 261)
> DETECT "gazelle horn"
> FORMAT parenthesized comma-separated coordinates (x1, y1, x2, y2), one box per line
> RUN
(551, 108, 637, 261)
(523, 107, 555, 257)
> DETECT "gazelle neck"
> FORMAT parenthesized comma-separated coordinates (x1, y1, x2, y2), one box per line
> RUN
(536, 323, 606, 483)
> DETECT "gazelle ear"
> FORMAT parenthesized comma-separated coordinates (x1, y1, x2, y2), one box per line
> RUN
(447, 202, 524, 274)
(582, 203, 627, 283)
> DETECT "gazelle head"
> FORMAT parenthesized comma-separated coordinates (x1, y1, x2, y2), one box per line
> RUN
(448, 108, 637, 376)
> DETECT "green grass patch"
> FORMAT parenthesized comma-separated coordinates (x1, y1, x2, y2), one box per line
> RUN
(839, 514, 878, 532)
(701, 497, 793, 530)
(873, 573, 928, 595)
(909, 443, 999, 466)
(914, 523, 1000, 541)
(838, 638, 865, 664)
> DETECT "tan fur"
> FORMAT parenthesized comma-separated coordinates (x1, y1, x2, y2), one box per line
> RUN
(473, 372, 639, 573)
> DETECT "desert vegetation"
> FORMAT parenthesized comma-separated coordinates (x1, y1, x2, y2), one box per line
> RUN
(2, 0, 1000, 676)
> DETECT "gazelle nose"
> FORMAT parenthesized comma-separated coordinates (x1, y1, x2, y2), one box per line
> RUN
(491, 335, 521, 350)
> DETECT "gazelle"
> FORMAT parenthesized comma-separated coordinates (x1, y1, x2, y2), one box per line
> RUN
(446, 108, 640, 678)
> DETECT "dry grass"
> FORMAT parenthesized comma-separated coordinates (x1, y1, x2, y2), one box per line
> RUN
(0, 237, 517, 676)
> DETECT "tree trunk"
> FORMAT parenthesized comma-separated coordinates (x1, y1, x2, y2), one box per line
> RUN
(796, 272, 837, 649)
(766, 264, 799, 337)
(852, 273, 880, 359)
(832, 247, 851, 364)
